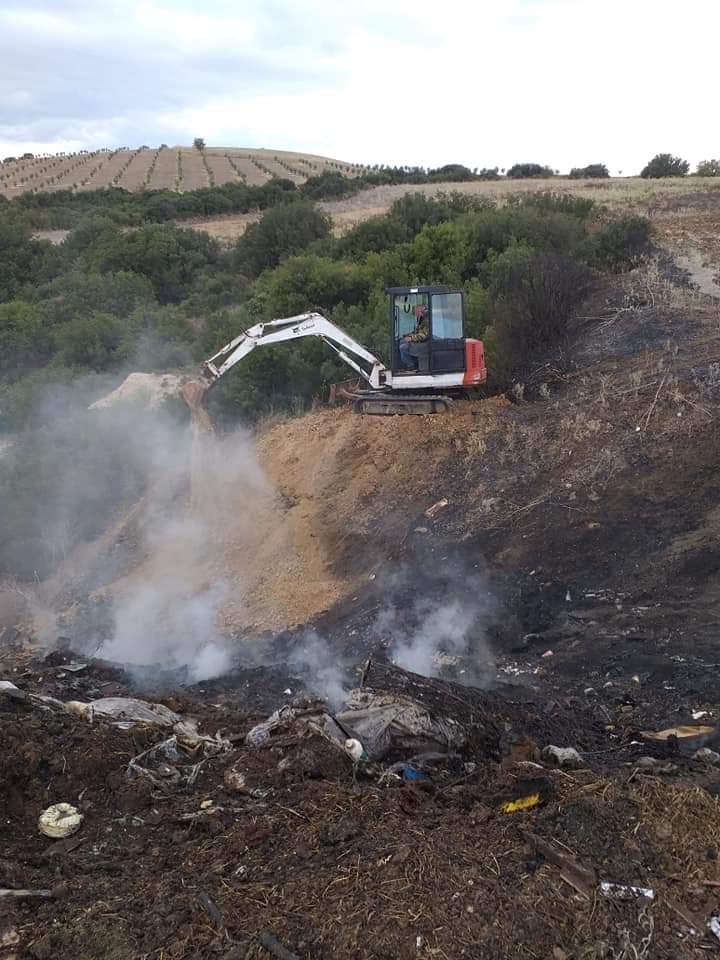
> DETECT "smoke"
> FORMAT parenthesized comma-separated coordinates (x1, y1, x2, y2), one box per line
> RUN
(1, 375, 268, 680)
(374, 565, 496, 686)
(287, 629, 348, 708)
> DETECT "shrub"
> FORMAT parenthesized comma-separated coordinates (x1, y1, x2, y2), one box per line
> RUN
(640, 154, 689, 178)
(569, 164, 609, 179)
(695, 159, 720, 177)
(477, 168, 501, 180)
(582, 216, 653, 271)
(484, 246, 592, 385)
(506, 163, 555, 179)
(506, 191, 596, 221)
(301, 170, 362, 201)
(236, 201, 331, 277)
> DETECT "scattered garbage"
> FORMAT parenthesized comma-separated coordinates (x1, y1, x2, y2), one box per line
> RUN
(246, 706, 296, 748)
(0, 889, 53, 901)
(542, 745, 584, 769)
(634, 756, 678, 774)
(38, 803, 83, 839)
(693, 748, 720, 766)
(501, 793, 541, 814)
(709, 917, 720, 943)
(425, 498, 449, 519)
(324, 690, 467, 761)
(0, 680, 27, 703)
(344, 738, 368, 763)
(641, 724, 717, 754)
(128, 728, 230, 791)
(64, 696, 181, 728)
(600, 882, 655, 900)
(692, 710, 710, 720)
(223, 766, 248, 793)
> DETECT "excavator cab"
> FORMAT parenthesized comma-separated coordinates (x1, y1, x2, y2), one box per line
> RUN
(387, 286, 485, 387)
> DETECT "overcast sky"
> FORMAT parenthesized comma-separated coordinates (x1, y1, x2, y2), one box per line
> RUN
(0, 0, 717, 173)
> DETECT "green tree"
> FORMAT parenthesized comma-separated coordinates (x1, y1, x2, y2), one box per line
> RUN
(640, 154, 689, 178)
(85, 225, 220, 303)
(193, 138, 206, 151)
(695, 159, 720, 177)
(236, 201, 331, 277)
(569, 164, 609, 179)
(0, 301, 49, 372)
(506, 163, 555, 179)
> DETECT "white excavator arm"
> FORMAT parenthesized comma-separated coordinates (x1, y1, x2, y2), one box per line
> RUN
(203, 312, 389, 390)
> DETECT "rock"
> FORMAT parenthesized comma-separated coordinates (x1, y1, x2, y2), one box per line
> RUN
(693, 748, 720, 765)
(542, 745, 584, 769)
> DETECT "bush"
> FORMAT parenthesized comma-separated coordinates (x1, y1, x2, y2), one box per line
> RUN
(506, 191, 596, 221)
(301, 170, 361, 201)
(695, 159, 720, 177)
(85, 225, 220, 303)
(506, 163, 555, 179)
(582, 216, 653, 271)
(640, 154, 689, 178)
(236, 201, 331, 277)
(484, 246, 592, 385)
(569, 164, 609, 179)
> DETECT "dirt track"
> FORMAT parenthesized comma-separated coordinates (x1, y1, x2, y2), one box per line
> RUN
(3, 190, 720, 958)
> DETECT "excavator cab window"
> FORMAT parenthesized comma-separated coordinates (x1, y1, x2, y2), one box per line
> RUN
(392, 292, 430, 372)
(389, 286, 465, 375)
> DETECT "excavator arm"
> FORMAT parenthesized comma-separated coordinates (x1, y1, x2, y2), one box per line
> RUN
(203, 312, 389, 390)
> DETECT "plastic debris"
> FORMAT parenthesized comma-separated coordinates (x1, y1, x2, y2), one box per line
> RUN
(224, 766, 248, 793)
(38, 803, 83, 839)
(641, 724, 716, 754)
(425, 498, 449, 519)
(329, 690, 467, 761)
(692, 710, 710, 720)
(501, 792, 541, 814)
(693, 748, 720, 765)
(344, 738, 368, 763)
(0, 680, 27, 703)
(600, 882, 655, 900)
(246, 706, 296, 748)
(542, 745, 584, 768)
(64, 696, 181, 729)
(709, 917, 720, 943)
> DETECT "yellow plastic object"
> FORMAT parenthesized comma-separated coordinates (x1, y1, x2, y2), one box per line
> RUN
(500, 792, 541, 814)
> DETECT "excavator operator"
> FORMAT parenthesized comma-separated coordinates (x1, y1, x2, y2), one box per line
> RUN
(399, 304, 429, 369)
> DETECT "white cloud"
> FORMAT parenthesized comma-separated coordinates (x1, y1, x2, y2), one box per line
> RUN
(1, 0, 719, 171)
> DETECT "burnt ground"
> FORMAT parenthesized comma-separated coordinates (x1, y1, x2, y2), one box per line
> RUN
(3, 241, 720, 959)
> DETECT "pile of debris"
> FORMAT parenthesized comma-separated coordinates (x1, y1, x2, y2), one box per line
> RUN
(2, 650, 720, 959)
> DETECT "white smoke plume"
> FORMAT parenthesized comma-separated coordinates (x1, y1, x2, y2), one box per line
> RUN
(1, 377, 269, 681)
(287, 629, 348, 708)
(374, 566, 496, 686)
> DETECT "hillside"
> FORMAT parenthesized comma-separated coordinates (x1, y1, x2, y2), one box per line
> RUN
(4, 241, 720, 957)
(3, 179, 720, 958)
(0, 145, 362, 198)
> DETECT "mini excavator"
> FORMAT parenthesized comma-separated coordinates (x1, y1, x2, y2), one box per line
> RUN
(201, 286, 486, 415)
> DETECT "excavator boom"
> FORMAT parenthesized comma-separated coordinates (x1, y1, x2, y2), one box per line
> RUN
(203, 312, 388, 390)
